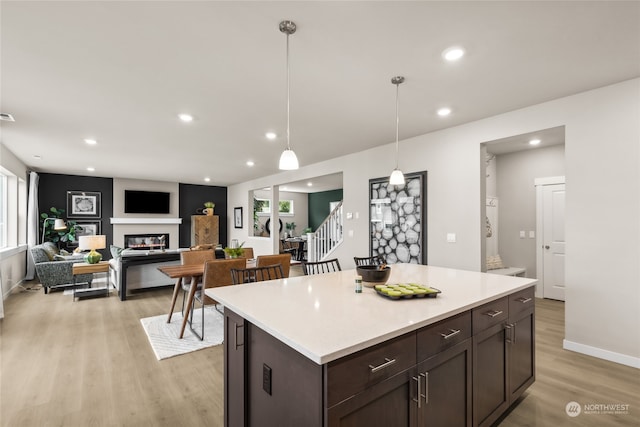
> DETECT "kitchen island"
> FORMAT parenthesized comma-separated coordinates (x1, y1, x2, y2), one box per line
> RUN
(206, 263, 537, 427)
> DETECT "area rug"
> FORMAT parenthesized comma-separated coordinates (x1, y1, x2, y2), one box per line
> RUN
(140, 307, 224, 360)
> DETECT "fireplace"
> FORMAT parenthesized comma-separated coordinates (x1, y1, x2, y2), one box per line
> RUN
(124, 233, 170, 251)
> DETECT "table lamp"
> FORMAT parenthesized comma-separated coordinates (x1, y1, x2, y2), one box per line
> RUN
(79, 235, 106, 264)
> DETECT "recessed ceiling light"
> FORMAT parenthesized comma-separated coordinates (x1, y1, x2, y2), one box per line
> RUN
(437, 107, 452, 117)
(307, 182, 313, 187)
(529, 139, 541, 146)
(87, 167, 95, 172)
(442, 47, 465, 62)
(265, 132, 277, 140)
(84, 139, 97, 145)
(178, 114, 193, 122)
(33, 155, 41, 160)
(204, 177, 211, 182)
(246, 161, 255, 167)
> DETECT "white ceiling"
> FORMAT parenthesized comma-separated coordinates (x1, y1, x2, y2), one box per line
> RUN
(1, 1, 638, 187)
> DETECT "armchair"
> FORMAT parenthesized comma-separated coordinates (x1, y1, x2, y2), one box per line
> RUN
(30, 242, 92, 294)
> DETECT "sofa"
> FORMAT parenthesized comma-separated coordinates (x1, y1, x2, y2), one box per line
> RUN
(108, 248, 182, 297)
(30, 242, 93, 293)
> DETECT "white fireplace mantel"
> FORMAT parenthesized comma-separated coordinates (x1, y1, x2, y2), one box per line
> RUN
(110, 217, 182, 225)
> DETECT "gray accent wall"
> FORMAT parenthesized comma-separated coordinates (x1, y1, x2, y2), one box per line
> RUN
(496, 145, 565, 278)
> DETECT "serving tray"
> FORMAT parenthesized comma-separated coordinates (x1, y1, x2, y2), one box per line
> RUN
(374, 283, 441, 300)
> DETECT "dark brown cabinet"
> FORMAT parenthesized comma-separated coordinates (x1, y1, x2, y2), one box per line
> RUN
(222, 286, 535, 427)
(224, 309, 247, 427)
(472, 288, 536, 427)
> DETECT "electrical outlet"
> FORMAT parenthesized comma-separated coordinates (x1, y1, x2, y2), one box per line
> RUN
(263, 364, 272, 395)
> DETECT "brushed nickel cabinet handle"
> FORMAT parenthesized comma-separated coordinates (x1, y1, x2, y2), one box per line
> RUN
(369, 357, 397, 373)
(420, 372, 429, 404)
(485, 310, 503, 318)
(440, 328, 462, 339)
(517, 297, 532, 304)
(412, 375, 421, 408)
(505, 323, 513, 343)
(234, 323, 244, 349)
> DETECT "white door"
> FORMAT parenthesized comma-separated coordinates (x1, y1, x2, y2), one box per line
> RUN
(537, 182, 566, 300)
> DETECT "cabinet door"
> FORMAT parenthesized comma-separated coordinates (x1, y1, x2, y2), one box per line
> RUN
(224, 309, 246, 427)
(327, 367, 418, 427)
(508, 308, 535, 402)
(417, 339, 472, 427)
(472, 323, 508, 427)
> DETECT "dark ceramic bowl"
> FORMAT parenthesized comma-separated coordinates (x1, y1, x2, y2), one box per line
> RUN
(356, 265, 391, 287)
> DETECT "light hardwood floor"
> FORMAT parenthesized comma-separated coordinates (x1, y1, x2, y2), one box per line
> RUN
(1, 281, 638, 426)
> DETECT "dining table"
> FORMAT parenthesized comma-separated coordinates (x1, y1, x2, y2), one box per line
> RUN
(159, 258, 256, 339)
(285, 237, 306, 261)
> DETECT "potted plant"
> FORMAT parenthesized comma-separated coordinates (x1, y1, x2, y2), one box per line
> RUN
(285, 222, 296, 238)
(223, 241, 245, 258)
(40, 207, 81, 249)
(203, 201, 215, 216)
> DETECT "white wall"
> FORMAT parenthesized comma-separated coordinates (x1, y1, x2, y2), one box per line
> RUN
(228, 78, 640, 367)
(0, 144, 29, 299)
(496, 144, 565, 277)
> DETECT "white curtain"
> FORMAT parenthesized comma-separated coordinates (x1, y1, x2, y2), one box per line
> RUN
(25, 171, 39, 280)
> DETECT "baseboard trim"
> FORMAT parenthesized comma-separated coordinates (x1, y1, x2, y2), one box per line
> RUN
(563, 339, 640, 369)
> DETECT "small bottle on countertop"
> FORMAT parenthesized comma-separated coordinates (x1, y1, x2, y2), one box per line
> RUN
(355, 275, 363, 293)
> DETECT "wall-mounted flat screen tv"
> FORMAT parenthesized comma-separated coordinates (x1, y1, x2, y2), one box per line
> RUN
(124, 190, 171, 214)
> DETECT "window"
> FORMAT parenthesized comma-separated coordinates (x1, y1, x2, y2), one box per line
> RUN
(255, 198, 294, 216)
(0, 173, 6, 248)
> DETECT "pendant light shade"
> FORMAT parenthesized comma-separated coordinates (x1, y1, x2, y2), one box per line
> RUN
(389, 76, 405, 185)
(279, 20, 299, 170)
(279, 148, 299, 170)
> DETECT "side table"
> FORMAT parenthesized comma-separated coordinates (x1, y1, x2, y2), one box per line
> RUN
(72, 261, 110, 300)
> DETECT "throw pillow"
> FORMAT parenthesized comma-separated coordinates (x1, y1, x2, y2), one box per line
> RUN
(41, 242, 59, 261)
(110, 245, 124, 259)
(486, 254, 505, 270)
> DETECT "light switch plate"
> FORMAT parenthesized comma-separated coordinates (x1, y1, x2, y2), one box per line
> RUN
(529, 231, 535, 238)
(447, 233, 456, 243)
(519, 231, 526, 238)
(346, 212, 353, 220)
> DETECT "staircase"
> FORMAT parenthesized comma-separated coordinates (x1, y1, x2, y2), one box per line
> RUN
(306, 201, 343, 262)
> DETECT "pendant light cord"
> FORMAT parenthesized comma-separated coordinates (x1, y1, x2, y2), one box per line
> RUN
(286, 31, 291, 151)
(395, 81, 400, 169)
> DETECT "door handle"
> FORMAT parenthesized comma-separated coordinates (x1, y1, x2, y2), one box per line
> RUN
(420, 372, 429, 404)
(412, 375, 421, 408)
(544, 245, 550, 249)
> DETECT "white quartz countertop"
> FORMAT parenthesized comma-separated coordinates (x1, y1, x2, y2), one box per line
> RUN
(206, 264, 537, 364)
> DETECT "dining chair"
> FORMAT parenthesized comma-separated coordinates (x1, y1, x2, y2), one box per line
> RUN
(178, 249, 215, 316)
(353, 254, 386, 266)
(188, 258, 246, 340)
(281, 239, 297, 259)
(231, 264, 284, 284)
(301, 258, 342, 275)
(256, 253, 291, 278)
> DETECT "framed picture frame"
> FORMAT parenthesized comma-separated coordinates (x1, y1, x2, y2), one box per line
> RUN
(234, 207, 243, 229)
(67, 191, 101, 218)
(369, 171, 427, 264)
(74, 220, 101, 238)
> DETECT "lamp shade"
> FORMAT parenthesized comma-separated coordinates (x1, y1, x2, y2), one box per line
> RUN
(389, 169, 405, 186)
(53, 219, 67, 230)
(279, 148, 299, 170)
(79, 235, 106, 251)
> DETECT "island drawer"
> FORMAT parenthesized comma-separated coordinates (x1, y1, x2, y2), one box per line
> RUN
(472, 296, 508, 333)
(509, 286, 535, 319)
(326, 332, 416, 408)
(417, 310, 471, 361)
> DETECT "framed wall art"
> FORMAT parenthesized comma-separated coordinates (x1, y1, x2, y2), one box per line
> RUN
(67, 191, 101, 218)
(74, 220, 101, 238)
(369, 171, 427, 264)
(234, 207, 243, 229)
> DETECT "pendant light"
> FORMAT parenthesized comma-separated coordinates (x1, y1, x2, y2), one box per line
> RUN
(389, 76, 405, 186)
(278, 20, 299, 170)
